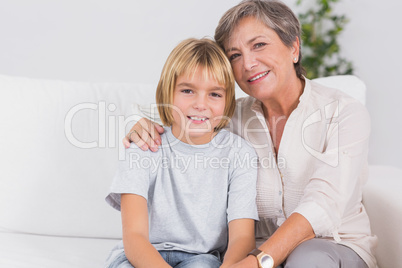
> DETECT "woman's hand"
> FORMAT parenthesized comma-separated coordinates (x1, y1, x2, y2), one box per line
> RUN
(123, 118, 165, 151)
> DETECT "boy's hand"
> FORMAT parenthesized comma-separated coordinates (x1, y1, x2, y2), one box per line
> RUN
(226, 255, 258, 268)
(123, 118, 164, 151)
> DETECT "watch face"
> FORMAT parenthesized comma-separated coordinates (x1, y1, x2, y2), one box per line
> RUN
(260, 255, 274, 268)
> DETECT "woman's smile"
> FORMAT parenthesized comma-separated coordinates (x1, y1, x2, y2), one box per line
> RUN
(248, 70, 270, 83)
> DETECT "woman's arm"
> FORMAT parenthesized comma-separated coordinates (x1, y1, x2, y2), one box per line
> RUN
(121, 194, 171, 268)
(220, 219, 256, 268)
(258, 212, 314, 266)
(229, 213, 314, 268)
(122, 118, 164, 151)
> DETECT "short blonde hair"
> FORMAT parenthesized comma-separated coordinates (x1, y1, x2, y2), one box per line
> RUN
(156, 38, 236, 131)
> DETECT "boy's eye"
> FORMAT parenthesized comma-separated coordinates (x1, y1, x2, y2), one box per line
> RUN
(210, 92, 223, 98)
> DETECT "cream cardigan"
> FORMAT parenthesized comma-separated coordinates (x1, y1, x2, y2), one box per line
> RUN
(230, 78, 377, 268)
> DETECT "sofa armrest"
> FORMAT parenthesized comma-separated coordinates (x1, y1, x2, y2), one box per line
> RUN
(363, 165, 402, 268)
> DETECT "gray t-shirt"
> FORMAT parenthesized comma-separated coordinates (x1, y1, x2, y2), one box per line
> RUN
(106, 127, 258, 255)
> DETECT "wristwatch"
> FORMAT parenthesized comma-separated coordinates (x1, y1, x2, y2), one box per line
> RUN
(248, 249, 274, 268)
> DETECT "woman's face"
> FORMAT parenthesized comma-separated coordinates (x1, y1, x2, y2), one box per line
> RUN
(225, 16, 299, 102)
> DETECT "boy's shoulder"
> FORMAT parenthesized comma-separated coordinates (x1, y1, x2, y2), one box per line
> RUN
(125, 142, 162, 159)
(215, 129, 257, 155)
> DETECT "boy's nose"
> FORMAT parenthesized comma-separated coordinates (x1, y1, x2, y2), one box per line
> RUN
(193, 95, 207, 110)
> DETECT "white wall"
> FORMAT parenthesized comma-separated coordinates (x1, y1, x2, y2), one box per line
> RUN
(0, 0, 237, 83)
(0, 0, 401, 168)
(336, 0, 402, 169)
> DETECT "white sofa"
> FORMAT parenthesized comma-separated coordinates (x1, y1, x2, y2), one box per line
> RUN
(0, 74, 401, 268)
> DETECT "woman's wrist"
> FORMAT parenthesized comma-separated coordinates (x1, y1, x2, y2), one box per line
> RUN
(246, 254, 259, 268)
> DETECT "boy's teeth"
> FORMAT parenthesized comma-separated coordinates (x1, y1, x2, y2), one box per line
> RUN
(249, 71, 269, 82)
(189, 116, 207, 121)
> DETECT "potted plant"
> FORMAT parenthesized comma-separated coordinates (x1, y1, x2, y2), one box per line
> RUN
(297, 0, 353, 78)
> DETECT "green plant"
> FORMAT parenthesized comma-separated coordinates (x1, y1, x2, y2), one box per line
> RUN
(296, 0, 353, 78)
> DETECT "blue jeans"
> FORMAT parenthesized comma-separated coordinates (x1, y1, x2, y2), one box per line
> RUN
(107, 250, 221, 268)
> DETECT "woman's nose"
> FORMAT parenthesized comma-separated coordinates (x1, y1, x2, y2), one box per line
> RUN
(243, 52, 257, 71)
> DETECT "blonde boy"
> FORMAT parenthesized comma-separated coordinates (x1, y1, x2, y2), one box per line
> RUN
(105, 38, 258, 268)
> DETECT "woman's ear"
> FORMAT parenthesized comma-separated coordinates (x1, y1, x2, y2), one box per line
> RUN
(291, 37, 300, 62)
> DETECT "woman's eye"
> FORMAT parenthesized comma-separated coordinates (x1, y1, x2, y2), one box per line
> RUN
(229, 53, 240, 61)
(254, 42, 266, 49)
(181, 89, 193, 94)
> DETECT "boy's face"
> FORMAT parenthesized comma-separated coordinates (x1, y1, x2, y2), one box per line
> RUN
(171, 67, 226, 145)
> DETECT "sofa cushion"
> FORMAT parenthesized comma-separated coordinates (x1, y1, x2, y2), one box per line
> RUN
(0, 74, 156, 238)
(0, 231, 118, 268)
(313, 75, 366, 104)
(364, 165, 402, 268)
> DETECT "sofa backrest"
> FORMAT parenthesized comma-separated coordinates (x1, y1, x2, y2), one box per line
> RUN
(0, 75, 156, 238)
(0, 74, 366, 239)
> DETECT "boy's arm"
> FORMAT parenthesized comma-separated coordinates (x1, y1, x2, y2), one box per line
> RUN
(121, 194, 172, 268)
(220, 218, 256, 268)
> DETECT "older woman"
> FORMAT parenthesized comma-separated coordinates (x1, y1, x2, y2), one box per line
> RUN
(123, 1, 377, 267)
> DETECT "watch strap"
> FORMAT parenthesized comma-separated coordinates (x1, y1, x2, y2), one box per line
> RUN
(248, 249, 263, 268)
(248, 248, 263, 257)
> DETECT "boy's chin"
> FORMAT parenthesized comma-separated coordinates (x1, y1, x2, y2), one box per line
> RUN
(182, 129, 215, 144)
(185, 130, 213, 137)
(186, 127, 214, 135)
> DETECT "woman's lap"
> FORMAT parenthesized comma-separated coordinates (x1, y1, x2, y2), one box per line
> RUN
(282, 239, 368, 268)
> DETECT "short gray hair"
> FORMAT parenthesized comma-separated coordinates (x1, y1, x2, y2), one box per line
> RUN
(214, 0, 305, 79)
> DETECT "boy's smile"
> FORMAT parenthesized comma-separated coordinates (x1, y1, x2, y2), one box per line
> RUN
(187, 115, 208, 123)
(171, 66, 226, 145)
